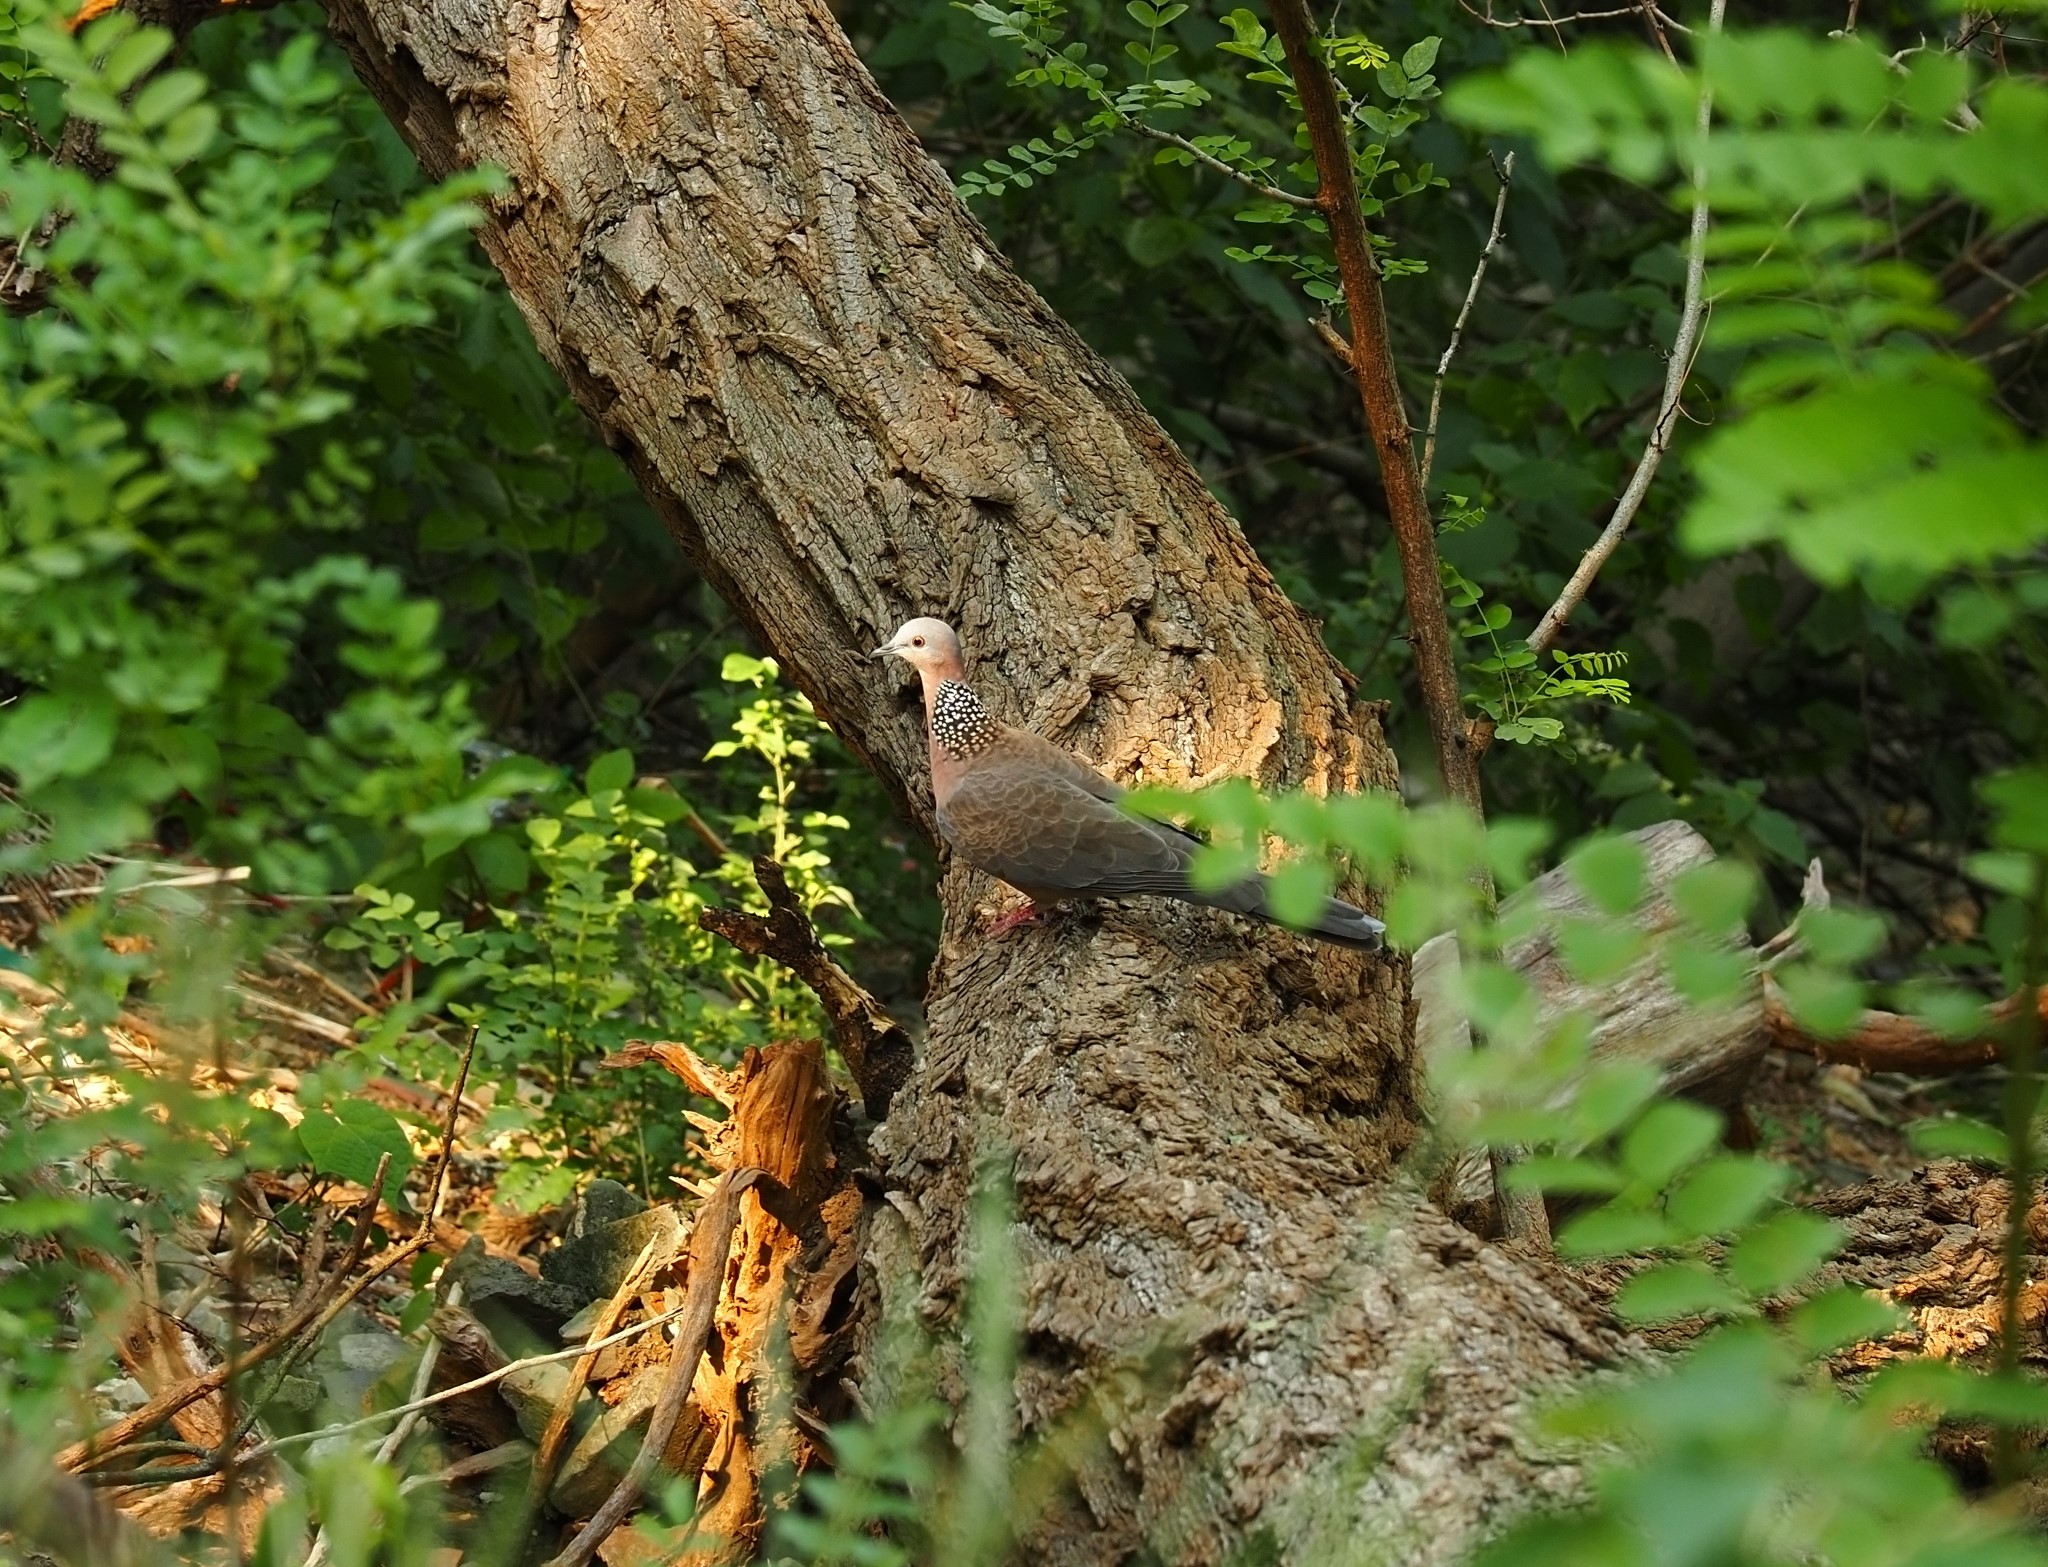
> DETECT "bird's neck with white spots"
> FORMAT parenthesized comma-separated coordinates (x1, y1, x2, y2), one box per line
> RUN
(923, 677, 1001, 764)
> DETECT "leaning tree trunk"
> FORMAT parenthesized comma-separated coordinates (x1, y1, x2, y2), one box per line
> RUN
(318, 0, 1624, 1558)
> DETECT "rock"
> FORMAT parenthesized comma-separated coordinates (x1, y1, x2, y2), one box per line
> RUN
(448, 1251, 588, 1353)
(338, 1333, 411, 1374)
(570, 1179, 648, 1236)
(499, 1358, 579, 1443)
(548, 1364, 712, 1518)
(539, 1205, 683, 1304)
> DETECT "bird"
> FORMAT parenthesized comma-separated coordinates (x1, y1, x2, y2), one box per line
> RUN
(872, 617, 1385, 951)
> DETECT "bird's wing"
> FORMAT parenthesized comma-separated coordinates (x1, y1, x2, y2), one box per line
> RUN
(939, 733, 1196, 899)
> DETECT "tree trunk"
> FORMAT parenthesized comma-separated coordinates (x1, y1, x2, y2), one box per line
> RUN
(316, 0, 1623, 1558)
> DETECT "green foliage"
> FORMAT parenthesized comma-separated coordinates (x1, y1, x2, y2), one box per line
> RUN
(1448, 30, 2048, 598)
(951, 0, 1446, 296)
(331, 656, 857, 1205)
(0, 8, 500, 887)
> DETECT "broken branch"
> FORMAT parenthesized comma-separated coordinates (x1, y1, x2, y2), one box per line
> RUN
(699, 855, 913, 1117)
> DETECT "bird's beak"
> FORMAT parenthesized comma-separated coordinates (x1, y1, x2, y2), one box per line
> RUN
(871, 643, 899, 661)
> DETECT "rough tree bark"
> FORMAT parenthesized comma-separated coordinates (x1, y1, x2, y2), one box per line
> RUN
(315, 0, 1627, 1559)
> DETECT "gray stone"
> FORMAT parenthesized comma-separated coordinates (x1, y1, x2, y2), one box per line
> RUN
(548, 1367, 672, 1517)
(539, 1205, 682, 1304)
(448, 1251, 589, 1353)
(499, 1359, 579, 1443)
(338, 1333, 411, 1374)
(569, 1179, 647, 1237)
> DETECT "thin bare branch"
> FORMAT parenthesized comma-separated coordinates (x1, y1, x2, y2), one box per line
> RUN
(698, 855, 913, 1117)
(529, 1239, 665, 1501)
(1421, 153, 1514, 492)
(89, 1303, 694, 1485)
(301, 1280, 465, 1567)
(1457, 0, 1692, 32)
(62, 1028, 479, 1476)
(543, 1169, 761, 1567)
(1264, 0, 1487, 822)
(1128, 122, 1320, 209)
(1517, 0, 1726, 668)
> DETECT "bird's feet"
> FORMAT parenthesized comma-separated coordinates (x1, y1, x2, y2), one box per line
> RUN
(984, 902, 1046, 938)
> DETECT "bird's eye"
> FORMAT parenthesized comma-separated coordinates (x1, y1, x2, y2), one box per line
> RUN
(912, 637, 925, 647)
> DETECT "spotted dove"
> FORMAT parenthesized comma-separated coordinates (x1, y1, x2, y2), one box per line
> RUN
(874, 618, 1385, 951)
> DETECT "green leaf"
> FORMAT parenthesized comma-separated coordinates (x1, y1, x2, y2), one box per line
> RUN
(1724, 1209, 1843, 1297)
(1666, 940, 1753, 1010)
(1665, 1156, 1789, 1239)
(1265, 859, 1334, 929)
(1501, 1155, 1624, 1196)
(465, 831, 531, 896)
(297, 1100, 416, 1197)
(1775, 964, 1867, 1038)
(1669, 859, 1758, 936)
(1985, 768, 2048, 853)
(1401, 37, 1441, 77)
(1620, 1099, 1724, 1191)
(1936, 584, 2015, 650)
(1567, 835, 1646, 916)
(1907, 1116, 2007, 1165)
(1790, 1286, 1903, 1357)
(0, 692, 118, 791)
(1556, 916, 1647, 985)
(129, 68, 205, 129)
(586, 748, 634, 797)
(1555, 1202, 1672, 1258)
(1614, 1261, 1747, 1324)
(1798, 906, 1887, 966)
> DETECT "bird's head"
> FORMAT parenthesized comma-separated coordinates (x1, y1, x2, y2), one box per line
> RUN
(873, 617, 966, 681)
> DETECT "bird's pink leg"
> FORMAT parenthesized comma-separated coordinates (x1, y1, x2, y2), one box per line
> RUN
(984, 902, 1045, 937)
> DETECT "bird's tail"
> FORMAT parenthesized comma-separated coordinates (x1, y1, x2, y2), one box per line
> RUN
(1194, 876, 1387, 952)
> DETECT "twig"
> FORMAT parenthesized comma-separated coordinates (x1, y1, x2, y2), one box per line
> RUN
(230, 985, 353, 1046)
(397, 1439, 535, 1496)
(0, 865, 250, 906)
(543, 1169, 761, 1567)
(530, 1238, 666, 1501)
(1264, 0, 1486, 822)
(60, 1165, 391, 1475)
(1421, 153, 1514, 491)
(302, 1280, 467, 1567)
(1511, 0, 1727, 674)
(1211, 403, 1379, 489)
(699, 856, 913, 1118)
(264, 950, 386, 1018)
(0, 1422, 170, 1567)
(1127, 122, 1319, 209)
(1457, 0, 1690, 31)
(62, 1029, 480, 1475)
(87, 1305, 695, 1484)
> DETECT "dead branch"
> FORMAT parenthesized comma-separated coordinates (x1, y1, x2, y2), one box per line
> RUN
(1504, 0, 1726, 680)
(62, 1027, 479, 1476)
(543, 1168, 763, 1567)
(529, 1237, 667, 1501)
(1762, 979, 2021, 1075)
(1422, 153, 1515, 491)
(61, 1161, 391, 1477)
(698, 855, 913, 1117)
(0, 1422, 170, 1567)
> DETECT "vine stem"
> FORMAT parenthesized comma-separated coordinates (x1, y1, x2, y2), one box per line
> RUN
(1421, 152, 1515, 491)
(1263, 0, 1485, 824)
(1472, 0, 1726, 760)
